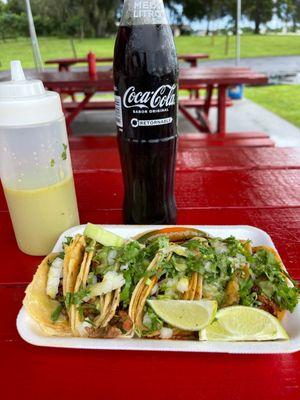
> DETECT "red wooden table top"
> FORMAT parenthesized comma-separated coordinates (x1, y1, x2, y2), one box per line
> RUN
(45, 53, 209, 66)
(0, 67, 268, 91)
(1, 140, 300, 399)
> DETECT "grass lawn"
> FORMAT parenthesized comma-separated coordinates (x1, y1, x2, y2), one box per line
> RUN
(245, 85, 300, 128)
(1, 34, 300, 70)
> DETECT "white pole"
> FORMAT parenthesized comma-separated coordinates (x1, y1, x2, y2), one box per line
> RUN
(25, 0, 44, 72)
(236, 0, 241, 66)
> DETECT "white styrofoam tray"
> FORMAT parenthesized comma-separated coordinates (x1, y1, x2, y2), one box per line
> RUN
(17, 225, 300, 354)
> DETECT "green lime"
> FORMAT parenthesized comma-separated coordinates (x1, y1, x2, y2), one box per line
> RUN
(200, 306, 289, 341)
(147, 299, 217, 331)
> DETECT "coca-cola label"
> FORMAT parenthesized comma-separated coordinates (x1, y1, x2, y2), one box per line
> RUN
(123, 84, 176, 109)
(115, 84, 177, 130)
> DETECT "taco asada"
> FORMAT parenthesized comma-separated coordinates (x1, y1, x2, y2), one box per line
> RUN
(69, 238, 128, 337)
(129, 227, 209, 339)
(23, 235, 85, 335)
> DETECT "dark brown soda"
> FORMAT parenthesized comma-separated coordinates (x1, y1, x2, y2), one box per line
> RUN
(113, 24, 178, 224)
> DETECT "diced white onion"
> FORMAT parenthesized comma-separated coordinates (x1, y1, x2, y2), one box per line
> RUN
(77, 320, 92, 336)
(213, 242, 228, 254)
(107, 249, 117, 265)
(143, 313, 152, 327)
(163, 245, 187, 257)
(87, 272, 97, 285)
(177, 277, 189, 293)
(87, 271, 125, 300)
(165, 289, 176, 298)
(166, 278, 177, 288)
(204, 261, 212, 271)
(160, 327, 173, 339)
(120, 264, 129, 271)
(150, 284, 158, 295)
(46, 257, 63, 299)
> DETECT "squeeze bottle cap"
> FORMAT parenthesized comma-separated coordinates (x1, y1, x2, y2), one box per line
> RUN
(0, 60, 63, 126)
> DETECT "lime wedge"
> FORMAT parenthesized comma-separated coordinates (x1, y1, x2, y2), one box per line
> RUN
(200, 306, 289, 341)
(147, 299, 217, 331)
(84, 223, 125, 247)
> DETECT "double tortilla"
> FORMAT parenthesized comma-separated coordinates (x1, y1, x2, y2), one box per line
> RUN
(252, 245, 292, 320)
(70, 244, 124, 337)
(129, 228, 207, 339)
(23, 235, 85, 336)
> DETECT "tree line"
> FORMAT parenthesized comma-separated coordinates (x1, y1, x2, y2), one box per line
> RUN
(172, 0, 300, 35)
(0, 0, 300, 39)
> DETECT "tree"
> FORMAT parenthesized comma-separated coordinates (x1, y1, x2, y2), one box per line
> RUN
(84, 0, 119, 37)
(4, 0, 119, 37)
(243, 0, 274, 34)
(0, 12, 28, 40)
(276, 0, 300, 31)
(180, 0, 227, 34)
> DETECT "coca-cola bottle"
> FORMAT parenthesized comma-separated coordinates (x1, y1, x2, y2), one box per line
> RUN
(113, 0, 178, 224)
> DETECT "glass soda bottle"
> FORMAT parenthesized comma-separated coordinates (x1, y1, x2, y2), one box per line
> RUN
(113, 0, 178, 224)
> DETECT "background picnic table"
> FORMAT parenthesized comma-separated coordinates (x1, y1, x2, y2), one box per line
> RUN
(0, 67, 268, 135)
(1, 138, 300, 399)
(45, 53, 210, 70)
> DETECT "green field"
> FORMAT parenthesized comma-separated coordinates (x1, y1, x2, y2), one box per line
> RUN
(1, 34, 300, 70)
(245, 85, 300, 128)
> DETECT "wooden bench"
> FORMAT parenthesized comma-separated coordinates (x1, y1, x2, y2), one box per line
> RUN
(179, 98, 233, 108)
(63, 97, 233, 112)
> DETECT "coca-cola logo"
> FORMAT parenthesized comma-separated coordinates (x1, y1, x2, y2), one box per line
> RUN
(123, 84, 176, 109)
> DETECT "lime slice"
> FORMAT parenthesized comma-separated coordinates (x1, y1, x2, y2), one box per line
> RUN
(200, 306, 289, 341)
(147, 299, 217, 331)
(84, 223, 125, 247)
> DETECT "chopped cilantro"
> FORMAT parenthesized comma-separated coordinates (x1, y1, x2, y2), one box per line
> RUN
(61, 143, 67, 161)
(120, 270, 132, 306)
(51, 304, 63, 322)
(64, 287, 90, 310)
(84, 317, 95, 327)
(142, 305, 163, 334)
(63, 236, 73, 247)
(72, 287, 90, 305)
(65, 292, 72, 310)
(50, 158, 55, 167)
(85, 239, 96, 253)
(252, 249, 299, 312)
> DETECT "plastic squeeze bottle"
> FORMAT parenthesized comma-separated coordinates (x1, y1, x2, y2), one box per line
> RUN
(0, 61, 80, 256)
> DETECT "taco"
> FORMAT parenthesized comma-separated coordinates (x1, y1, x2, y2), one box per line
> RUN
(128, 228, 299, 338)
(69, 238, 127, 337)
(249, 245, 297, 320)
(129, 227, 209, 339)
(68, 224, 138, 338)
(23, 235, 85, 335)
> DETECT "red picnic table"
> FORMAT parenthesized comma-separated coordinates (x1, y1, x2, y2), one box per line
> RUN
(1, 138, 300, 399)
(0, 67, 267, 136)
(45, 53, 209, 70)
